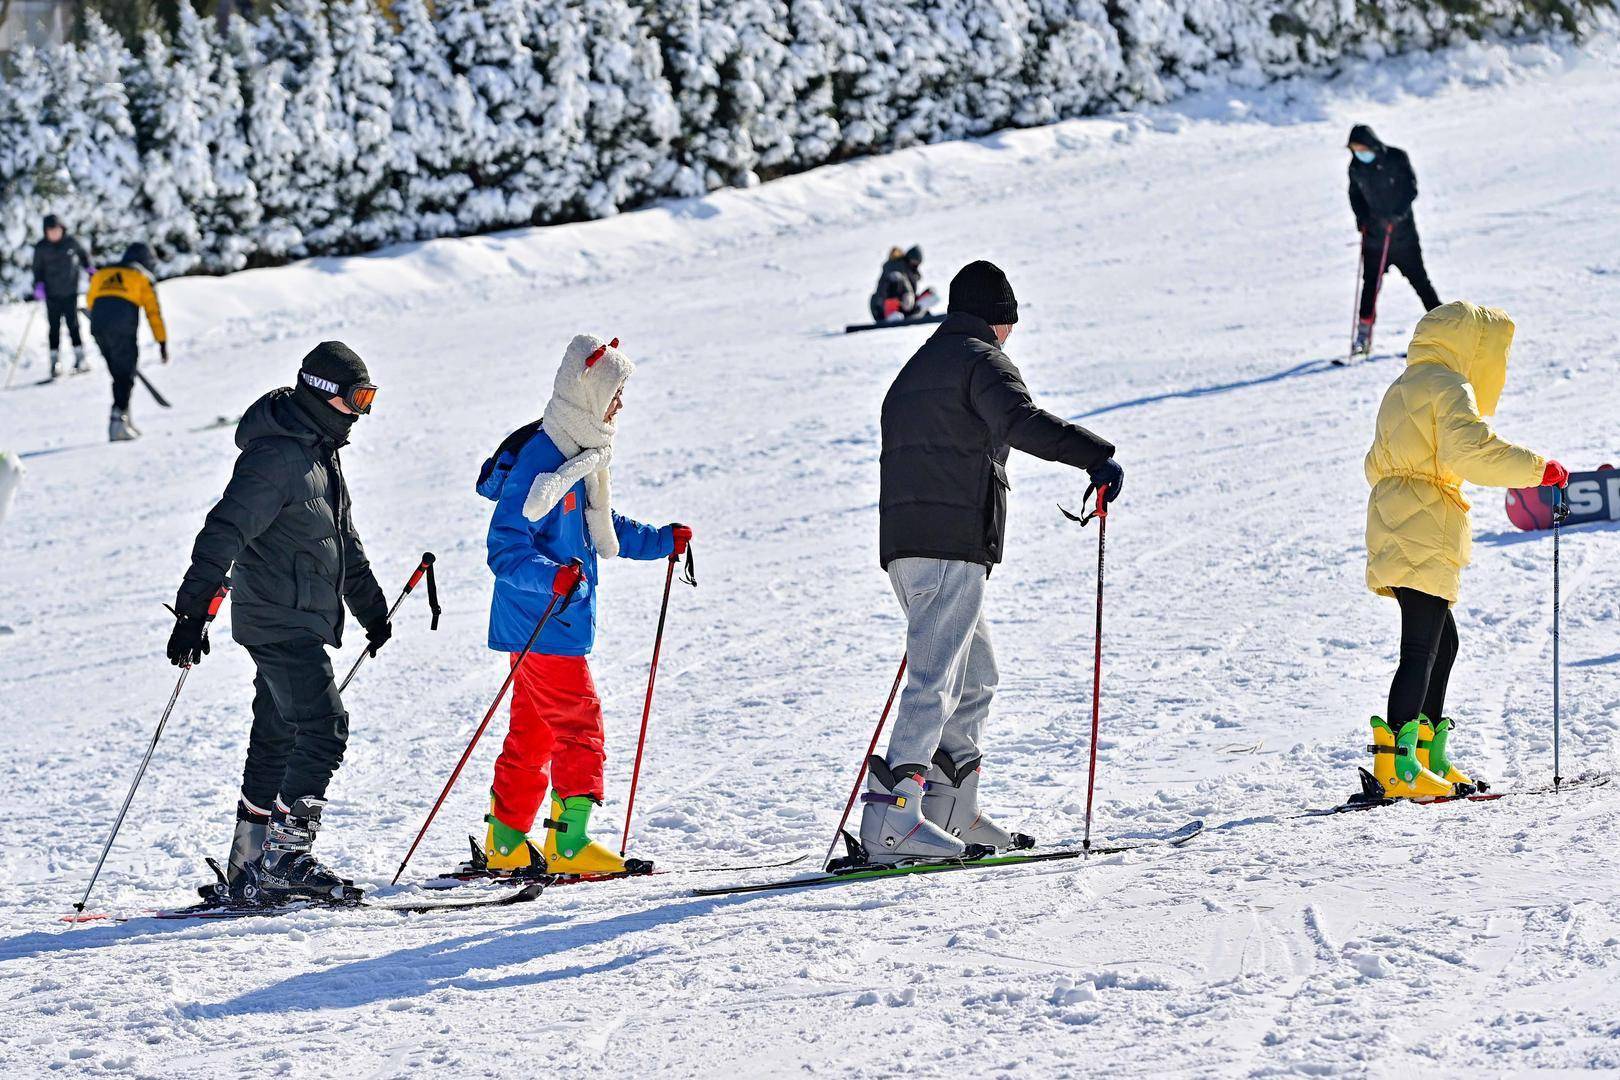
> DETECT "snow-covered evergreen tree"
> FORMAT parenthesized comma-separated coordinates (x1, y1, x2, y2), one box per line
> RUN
(574, 0, 681, 215)
(0, 45, 57, 297)
(1015, 0, 1123, 125)
(233, 16, 303, 262)
(388, 0, 480, 241)
(186, 9, 260, 273)
(130, 26, 213, 275)
(517, 0, 590, 222)
(328, 0, 400, 247)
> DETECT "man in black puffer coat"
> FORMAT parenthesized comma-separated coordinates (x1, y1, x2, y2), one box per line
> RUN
(168, 342, 389, 902)
(31, 214, 94, 378)
(1348, 124, 1442, 350)
(862, 261, 1121, 865)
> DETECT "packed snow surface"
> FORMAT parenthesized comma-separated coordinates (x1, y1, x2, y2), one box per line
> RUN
(2, 38, 1619, 1079)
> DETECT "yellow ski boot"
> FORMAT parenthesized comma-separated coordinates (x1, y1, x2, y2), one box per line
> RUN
(1368, 717, 1458, 800)
(483, 798, 545, 874)
(1420, 717, 1486, 794)
(542, 793, 635, 877)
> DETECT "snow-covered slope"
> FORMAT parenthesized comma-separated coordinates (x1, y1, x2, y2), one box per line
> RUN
(2, 37, 1619, 1079)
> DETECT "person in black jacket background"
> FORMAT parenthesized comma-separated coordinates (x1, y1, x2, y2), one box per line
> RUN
(860, 260, 1122, 865)
(1348, 124, 1442, 351)
(168, 341, 390, 902)
(869, 245, 931, 322)
(31, 214, 94, 379)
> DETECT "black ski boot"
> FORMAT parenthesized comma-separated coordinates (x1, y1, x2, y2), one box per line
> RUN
(249, 796, 363, 905)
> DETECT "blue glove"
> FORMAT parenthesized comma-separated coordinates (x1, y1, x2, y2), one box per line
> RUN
(1087, 459, 1123, 504)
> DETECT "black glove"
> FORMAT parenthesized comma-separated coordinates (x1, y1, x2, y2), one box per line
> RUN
(1087, 458, 1124, 504)
(365, 617, 392, 657)
(166, 612, 210, 667)
(159, 341, 170, 364)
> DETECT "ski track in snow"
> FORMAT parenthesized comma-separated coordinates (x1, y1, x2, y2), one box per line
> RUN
(3, 37, 1620, 1079)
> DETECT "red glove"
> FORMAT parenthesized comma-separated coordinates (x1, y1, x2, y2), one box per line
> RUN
(551, 559, 584, 596)
(1541, 460, 1569, 488)
(671, 523, 693, 556)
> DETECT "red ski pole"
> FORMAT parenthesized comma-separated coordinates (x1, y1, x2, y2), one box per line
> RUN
(338, 552, 439, 694)
(620, 538, 695, 856)
(1081, 484, 1109, 853)
(1347, 230, 1366, 364)
(1364, 224, 1394, 357)
(390, 560, 582, 885)
(821, 655, 907, 871)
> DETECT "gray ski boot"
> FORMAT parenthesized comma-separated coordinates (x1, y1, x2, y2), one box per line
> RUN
(72, 344, 88, 373)
(249, 796, 362, 904)
(922, 750, 1021, 852)
(227, 798, 271, 886)
(48, 349, 60, 381)
(854, 756, 965, 866)
(108, 407, 138, 442)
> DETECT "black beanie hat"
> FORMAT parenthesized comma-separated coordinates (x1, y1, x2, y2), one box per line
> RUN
(948, 260, 1018, 326)
(42, 214, 61, 232)
(298, 341, 369, 396)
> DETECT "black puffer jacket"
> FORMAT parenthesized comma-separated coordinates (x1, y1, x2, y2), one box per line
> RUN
(32, 235, 92, 298)
(870, 256, 921, 320)
(879, 312, 1114, 569)
(1348, 125, 1419, 233)
(176, 389, 387, 647)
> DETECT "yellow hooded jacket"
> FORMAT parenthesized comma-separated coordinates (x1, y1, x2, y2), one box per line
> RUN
(1364, 301, 1545, 604)
(86, 264, 167, 344)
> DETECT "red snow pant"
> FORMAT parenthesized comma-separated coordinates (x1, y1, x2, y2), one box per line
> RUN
(490, 653, 606, 832)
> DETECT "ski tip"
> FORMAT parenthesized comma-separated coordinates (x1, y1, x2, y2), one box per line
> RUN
(60, 913, 109, 924)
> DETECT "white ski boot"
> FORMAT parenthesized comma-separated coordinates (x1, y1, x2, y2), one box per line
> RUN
(855, 756, 965, 866)
(108, 408, 138, 442)
(72, 344, 88, 373)
(1352, 318, 1374, 355)
(47, 349, 60, 381)
(922, 750, 1017, 851)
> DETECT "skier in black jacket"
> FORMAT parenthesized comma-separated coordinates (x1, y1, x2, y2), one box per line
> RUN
(1348, 124, 1442, 351)
(168, 341, 390, 902)
(31, 214, 94, 379)
(863, 260, 1121, 864)
(869, 245, 932, 322)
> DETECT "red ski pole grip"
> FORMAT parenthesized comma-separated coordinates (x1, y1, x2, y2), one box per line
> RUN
(407, 552, 434, 591)
(205, 585, 229, 620)
(552, 558, 585, 596)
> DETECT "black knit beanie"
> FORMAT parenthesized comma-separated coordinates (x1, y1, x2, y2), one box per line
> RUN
(298, 341, 369, 395)
(948, 260, 1018, 325)
(43, 214, 61, 232)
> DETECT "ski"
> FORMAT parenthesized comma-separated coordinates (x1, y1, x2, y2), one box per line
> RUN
(844, 312, 946, 335)
(690, 820, 1203, 898)
(64, 879, 548, 924)
(422, 840, 809, 890)
(135, 368, 171, 408)
(1301, 772, 1610, 817)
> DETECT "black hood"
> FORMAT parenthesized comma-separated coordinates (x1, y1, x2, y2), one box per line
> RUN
(120, 243, 155, 272)
(1347, 124, 1386, 152)
(236, 388, 323, 451)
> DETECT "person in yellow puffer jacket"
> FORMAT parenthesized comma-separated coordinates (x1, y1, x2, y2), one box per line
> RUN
(1362, 300, 1567, 799)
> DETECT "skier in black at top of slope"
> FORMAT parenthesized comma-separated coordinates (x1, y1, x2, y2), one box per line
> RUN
(167, 342, 390, 905)
(31, 214, 95, 379)
(1348, 124, 1442, 353)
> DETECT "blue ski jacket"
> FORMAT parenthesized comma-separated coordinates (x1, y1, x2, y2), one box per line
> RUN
(482, 427, 672, 655)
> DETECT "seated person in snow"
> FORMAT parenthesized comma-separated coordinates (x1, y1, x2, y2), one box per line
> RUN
(869, 245, 933, 322)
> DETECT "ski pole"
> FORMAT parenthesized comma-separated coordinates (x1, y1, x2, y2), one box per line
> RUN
(1553, 484, 1567, 788)
(72, 585, 228, 923)
(338, 552, 440, 694)
(1364, 224, 1394, 357)
(3, 302, 40, 390)
(620, 541, 696, 856)
(390, 560, 583, 885)
(1057, 483, 1111, 852)
(1348, 231, 1366, 364)
(821, 655, 907, 871)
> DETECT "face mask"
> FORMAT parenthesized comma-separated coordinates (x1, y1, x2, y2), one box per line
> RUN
(1353, 149, 1376, 164)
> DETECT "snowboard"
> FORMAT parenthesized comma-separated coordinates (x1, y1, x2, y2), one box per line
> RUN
(1506, 465, 1618, 531)
(844, 312, 946, 335)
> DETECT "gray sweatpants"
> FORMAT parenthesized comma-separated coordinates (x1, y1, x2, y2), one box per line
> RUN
(883, 557, 999, 771)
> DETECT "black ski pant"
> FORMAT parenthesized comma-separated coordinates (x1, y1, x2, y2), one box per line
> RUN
(1359, 226, 1441, 320)
(240, 636, 350, 810)
(45, 294, 83, 350)
(1387, 588, 1457, 730)
(93, 330, 137, 412)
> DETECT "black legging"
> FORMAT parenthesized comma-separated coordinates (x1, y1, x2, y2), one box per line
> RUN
(45, 294, 83, 350)
(1359, 226, 1441, 319)
(1388, 588, 1457, 729)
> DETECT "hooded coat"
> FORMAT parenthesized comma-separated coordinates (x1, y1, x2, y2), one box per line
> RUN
(482, 335, 673, 655)
(1347, 125, 1419, 233)
(1364, 302, 1546, 604)
(176, 389, 388, 646)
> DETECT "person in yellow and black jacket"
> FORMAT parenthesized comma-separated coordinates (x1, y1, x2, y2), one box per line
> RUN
(87, 242, 168, 442)
(1362, 301, 1565, 801)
